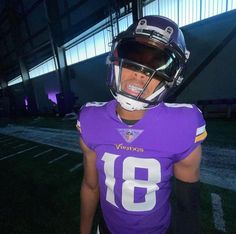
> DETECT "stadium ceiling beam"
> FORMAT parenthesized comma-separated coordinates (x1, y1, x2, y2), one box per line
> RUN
(62, 6, 109, 45)
(3, 26, 48, 59)
(0, 29, 11, 64)
(109, 0, 132, 36)
(6, 1, 38, 114)
(59, 0, 87, 19)
(63, 0, 71, 29)
(19, 0, 44, 20)
(18, 0, 34, 49)
(21, 40, 51, 59)
(44, 0, 74, 115)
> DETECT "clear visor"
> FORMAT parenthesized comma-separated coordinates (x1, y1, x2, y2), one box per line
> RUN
(116, 40, 180, 81)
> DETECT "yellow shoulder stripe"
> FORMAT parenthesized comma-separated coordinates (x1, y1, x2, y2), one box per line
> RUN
(195, 131, 207, 143)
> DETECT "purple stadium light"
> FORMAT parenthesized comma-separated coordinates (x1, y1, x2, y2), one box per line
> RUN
(48, 92, 58, 104)
(24, 97, 28, 110)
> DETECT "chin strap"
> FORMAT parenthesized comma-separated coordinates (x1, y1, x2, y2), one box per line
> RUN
(115, 94, 148, 111)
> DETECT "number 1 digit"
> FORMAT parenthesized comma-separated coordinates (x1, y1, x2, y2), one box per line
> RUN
(102, 152, 120, 207)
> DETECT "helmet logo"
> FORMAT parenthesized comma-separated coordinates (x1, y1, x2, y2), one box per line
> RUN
(166, 26, 173, 36)
(140, 20, 146, 25)
(135, 19, 173, 43)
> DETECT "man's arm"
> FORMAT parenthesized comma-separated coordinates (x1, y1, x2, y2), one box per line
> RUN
(173, 145, 202, 234)
(80, 138, 99, 234)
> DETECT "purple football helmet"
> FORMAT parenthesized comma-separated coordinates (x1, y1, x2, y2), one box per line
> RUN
(107, 15, 190, 111)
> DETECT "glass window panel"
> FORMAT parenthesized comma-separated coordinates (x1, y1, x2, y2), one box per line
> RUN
(38, 67, 42, 76)
(29, 70, 34, 78)
(32, 69, 37, 78)
(143, 0, 159, 16)
(35, 67, 39, 77)
(47, 59, 54, 72)
(103, 28, 112, 52)
(29, 57, 56, 79)
(118, 17, 128, 32)
(85, 37, 96, 59)
(228, 0, 236, 10)
(43, 63, 48, 73)
(8, 76, 23, 86)
(77, 42, 87, 61)
(159, 0, 178, 23)
(34, 69, 39, 78)
(40, 64, 44, 74)
(201, 0, 226, 19)
(65, 49, 72, 65)
(37, 67, 41, 76)
(70, 46, 79, 64)
(94, 31, 106, 56)
(33, 69, 37, 78)
(33, 68, 38, 77)
(112, 23, 118, 37)
(179, 0, 200, 26)
(127, 13, 133, 27)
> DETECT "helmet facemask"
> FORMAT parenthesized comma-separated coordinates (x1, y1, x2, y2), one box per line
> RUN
(107, 16, 190, 111)
(109, 58, 164, 108)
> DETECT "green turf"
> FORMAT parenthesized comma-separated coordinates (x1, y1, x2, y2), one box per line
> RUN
(0, 136, 83, 234)
(200, 183, 236, 234)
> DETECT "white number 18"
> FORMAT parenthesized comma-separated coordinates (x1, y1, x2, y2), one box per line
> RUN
(102, 152, 161, 212)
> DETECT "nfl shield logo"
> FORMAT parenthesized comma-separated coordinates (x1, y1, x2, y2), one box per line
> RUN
(117, 129, 143, 143)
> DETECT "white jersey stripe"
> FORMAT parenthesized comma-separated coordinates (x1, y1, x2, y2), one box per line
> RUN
(196, 125, 206, 136)
(163, 103, 193, 108)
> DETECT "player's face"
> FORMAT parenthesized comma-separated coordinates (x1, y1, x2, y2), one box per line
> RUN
(120, 67, 161, 99)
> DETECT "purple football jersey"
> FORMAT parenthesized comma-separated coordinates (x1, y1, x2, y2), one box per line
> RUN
(77, 100, 207, 234)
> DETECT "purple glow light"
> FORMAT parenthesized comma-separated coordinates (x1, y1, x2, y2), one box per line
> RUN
(24, 97, 28, 110)
(48, 92, 58, 104)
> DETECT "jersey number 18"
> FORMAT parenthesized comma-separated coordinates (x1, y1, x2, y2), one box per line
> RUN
(102, 152, 161, 212)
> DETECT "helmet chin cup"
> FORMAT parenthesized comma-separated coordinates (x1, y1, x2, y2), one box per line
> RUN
(116, 94, 148, 111)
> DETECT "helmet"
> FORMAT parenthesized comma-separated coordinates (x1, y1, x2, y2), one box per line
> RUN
(107, 15, 190, 111)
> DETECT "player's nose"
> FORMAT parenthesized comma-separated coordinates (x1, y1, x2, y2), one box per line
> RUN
(133, 71, 146, 80)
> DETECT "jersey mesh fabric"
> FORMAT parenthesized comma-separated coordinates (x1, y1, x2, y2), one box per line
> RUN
(78, 100, 206, 234)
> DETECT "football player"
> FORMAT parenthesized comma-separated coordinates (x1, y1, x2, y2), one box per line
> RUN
(78, 15, 207, 234)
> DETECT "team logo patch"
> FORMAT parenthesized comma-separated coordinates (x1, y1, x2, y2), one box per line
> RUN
(117, 128, 143, 143)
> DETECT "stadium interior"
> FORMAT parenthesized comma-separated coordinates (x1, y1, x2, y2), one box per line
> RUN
(0, 0, 235, 233)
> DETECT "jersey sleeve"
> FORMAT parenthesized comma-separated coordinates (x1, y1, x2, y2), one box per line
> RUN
(76, 104, 95, 150)
(76, 102, 108, 150)
(174, 105, 207, 162)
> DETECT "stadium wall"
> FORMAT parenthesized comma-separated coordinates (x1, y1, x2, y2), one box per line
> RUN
(69, 53, 112, 106)
(176, 10, 236, 104)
